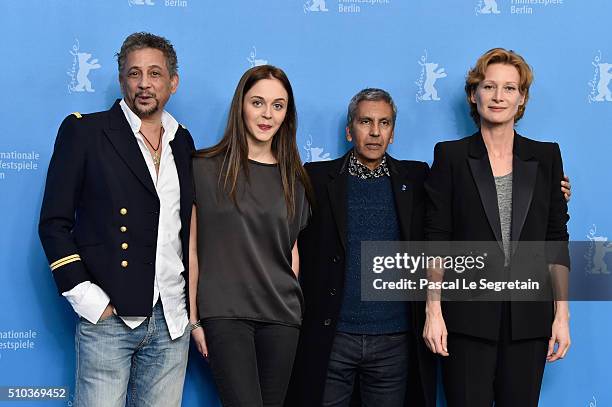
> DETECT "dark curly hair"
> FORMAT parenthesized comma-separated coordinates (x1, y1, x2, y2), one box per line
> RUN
(116, 32, 178, 77)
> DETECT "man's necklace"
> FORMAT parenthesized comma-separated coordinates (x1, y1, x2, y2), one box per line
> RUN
(139, 127, 163, 167)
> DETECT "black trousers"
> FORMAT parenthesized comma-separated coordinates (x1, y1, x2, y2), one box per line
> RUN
(442, 304, 548, 407)
(203, 319, 300, 407)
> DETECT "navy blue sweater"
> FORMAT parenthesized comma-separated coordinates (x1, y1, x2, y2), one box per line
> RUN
(336, 175, 410, 334)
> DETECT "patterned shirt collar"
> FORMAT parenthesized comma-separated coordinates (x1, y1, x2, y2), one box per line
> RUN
(348, 151, 390, 179)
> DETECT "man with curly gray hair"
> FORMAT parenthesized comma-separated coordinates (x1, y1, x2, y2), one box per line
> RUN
(39, 32, 195, 407)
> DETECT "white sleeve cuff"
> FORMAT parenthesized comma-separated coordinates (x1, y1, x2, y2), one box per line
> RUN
(62, 282, 110, 323)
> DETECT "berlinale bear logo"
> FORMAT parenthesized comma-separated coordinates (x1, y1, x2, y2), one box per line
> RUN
(415, 50, 447, 102)
(67, 39, 101, 94)
(304, 0, 328, 13)
(586, 225, 612, 275)
(74, 53, 101, 93)
(476, 0, 501, 14)
(422, 63, 447, 101)
(588, 51, 612, 103)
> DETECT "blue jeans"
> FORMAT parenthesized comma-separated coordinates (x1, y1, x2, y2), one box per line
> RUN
(74, 302, 189, 407)
(322, 332, 409, 407)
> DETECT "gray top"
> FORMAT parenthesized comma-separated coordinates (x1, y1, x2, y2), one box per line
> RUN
(193, 155, 310, 326)
(494, 172, 513, 265)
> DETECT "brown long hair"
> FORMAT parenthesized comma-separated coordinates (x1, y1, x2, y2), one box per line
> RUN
(195, 65, 313, 218)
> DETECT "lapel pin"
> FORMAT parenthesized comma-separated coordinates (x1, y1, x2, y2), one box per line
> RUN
(401, 184, 407, 191)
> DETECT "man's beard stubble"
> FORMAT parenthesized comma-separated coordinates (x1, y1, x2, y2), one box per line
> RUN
(130, 94, 159, 118)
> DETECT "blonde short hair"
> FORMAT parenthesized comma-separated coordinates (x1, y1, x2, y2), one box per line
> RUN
(465, 48, 533, 126)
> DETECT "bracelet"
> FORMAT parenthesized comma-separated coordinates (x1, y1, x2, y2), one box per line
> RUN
(190, 320, 202, 331)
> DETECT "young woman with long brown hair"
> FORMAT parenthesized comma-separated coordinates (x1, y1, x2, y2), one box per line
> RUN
(188, 65, 312, 407)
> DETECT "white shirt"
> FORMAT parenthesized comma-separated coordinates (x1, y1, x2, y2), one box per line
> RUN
(62, 99, 188, 340)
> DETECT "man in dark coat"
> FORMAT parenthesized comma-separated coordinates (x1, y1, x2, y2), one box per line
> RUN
(38, 33, 195, 407)
(285, 88, 437, 407)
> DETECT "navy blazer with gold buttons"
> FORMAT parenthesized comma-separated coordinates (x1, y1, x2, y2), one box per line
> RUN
(39, 99, 195, 317)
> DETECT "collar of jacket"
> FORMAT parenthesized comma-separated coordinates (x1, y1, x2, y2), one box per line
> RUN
(328, 149, 402, 179)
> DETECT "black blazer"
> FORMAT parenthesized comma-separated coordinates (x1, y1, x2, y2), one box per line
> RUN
(424, 132, 570, 340)
(39, 99, 195, 316)
(285, 151, 437, 407)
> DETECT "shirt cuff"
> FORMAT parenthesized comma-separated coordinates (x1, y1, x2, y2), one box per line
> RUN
(62, 281, 110, 323)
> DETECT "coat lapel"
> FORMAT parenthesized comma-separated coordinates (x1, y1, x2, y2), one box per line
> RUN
(327, 152, 350, 251)
(511, 134, 538, 253)
(104, 100, 157, 197)
(170, 128, 193, 227)
(387, 156, 413, 240)
(467, 134, 504, 251)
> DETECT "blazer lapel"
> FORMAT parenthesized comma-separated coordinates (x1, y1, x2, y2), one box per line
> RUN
(467, 134, 504, 251)
(104, 100, 157, 197)
(387, 156, 413, 240)
(327, 152, 350, 251)
(170, 128, 193, 224)
(511, 134, 538, 253)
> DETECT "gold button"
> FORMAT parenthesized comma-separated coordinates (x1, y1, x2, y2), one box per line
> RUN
(120, 226, 127, 233)
(120, 208, 128, 216)
(121, 243, 128, 250)
(121, 260, 128, 268)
